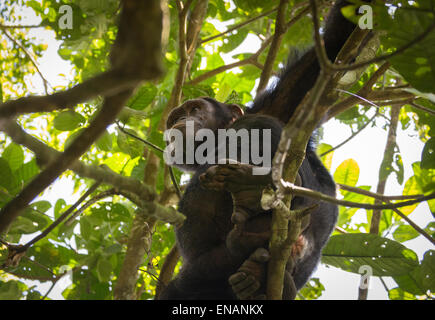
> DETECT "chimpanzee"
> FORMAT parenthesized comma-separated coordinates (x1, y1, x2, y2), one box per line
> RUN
(158, 0, 361, 299)
(160, 97, 337, 299)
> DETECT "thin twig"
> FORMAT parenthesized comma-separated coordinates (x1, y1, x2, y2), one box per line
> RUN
(201, 7, 278, 44)
(337, 184, 425, 201)
(168, 167, 182, 199)
(257, 0, 289, 93)
(319, 109, 378, 157)
(410, 102, 435, 116)
(188, 3, 309, 86)
(0, 26, 51, 94)
(281, 182, 435, 210)
(0, 24, 43, 29)
(309, 0, 330, 71)
(330, 21, 435, 72)
(114, 121, 181, 197)
(19, 181, 102, 252)
(64, 189, 118, 226)
(115, 121, 164, 153)
(338, 184, 435, 246)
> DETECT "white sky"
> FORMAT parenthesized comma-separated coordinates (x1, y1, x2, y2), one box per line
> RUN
(3, 3, 433, 300)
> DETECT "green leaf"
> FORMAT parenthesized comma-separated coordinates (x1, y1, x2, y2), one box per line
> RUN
(421, 138, 435, 169)
(401, 176, 420, 215)
(297, 278, 325, 300)
(215, 82, 232, 103)
(393, 250, 435, 295)
(54, 198, 67, 220)
(420, 250, 435, 292)
(54, 110, 86, 131)
(96, 130, 113, 152)
(316, 143, 333, 171)
(64, 128, 85, 149)
(96, 257, 112, 282)
(3, 143, 24, 171)
(15, 159, 40, 185)
(333, 159, 359, 187)
(322, 233, 419, 276)
(30, 200, 52, 213)
(103, 243, 122, 255)
(127, 84, 157, 110)
(388, 288, 417, 300)
(116, 128, 144, 159)
(8, 216, 39, 234)
(220, 28, 249, 53)
(130, 159, 145, 181)
(393, 224, 420, 242)
(380, 6, 435, 94)
(9, 201, 52, 235)
(0, 281, 24, 300)
(0, 158, 15, 191)
(393, 153, 404, 185)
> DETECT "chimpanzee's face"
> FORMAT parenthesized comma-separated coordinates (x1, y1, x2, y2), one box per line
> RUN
(165, 97, 244, 171)
(166, 98, 220, 135)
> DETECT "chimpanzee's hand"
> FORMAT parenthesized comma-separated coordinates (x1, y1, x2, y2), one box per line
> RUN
(199, 162, 272, 224)
(229, 248, 270, 300)
(199, 162, 271, 193)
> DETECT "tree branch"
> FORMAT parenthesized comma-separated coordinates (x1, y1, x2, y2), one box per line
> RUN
(410, 102, 435, 116)
(201, 7, 278, 44)
(319, 109, 378, 157)
(326, 21, 435, 72)
(338, 184, 435, 246)
(188, 3, 309, 87)
(0, 69, 136, 118)
(0, 0, 164, 234)
(0, 26, 51, 94)
(281, 181, 435, 211)
(0, 120, 157, 202)
(19, 181, 102, 252)
(0, 90, 133, 234)
(114, 216, 155, 300)
(256, 0, 289, 93)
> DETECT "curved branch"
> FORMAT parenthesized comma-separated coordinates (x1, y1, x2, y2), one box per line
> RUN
(319, 109, 378, 157)
(0, 0, 164, 234)
(256, 0, 289, 93)
(0, 69, 137, 118)
(0, 26, 51, 94)
(19, 181, 102, 252)
(328, 21, 435, 72)
(410, 102, 435, 116)
(0, 90, 133, 234)
(0, 24, 43, 29)
(281, 181, 435, 211)
(201, 7, 278, 44)
(338, 184, 435, 246)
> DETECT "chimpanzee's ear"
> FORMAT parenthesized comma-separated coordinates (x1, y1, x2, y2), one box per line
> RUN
(227, 104, 244, 121)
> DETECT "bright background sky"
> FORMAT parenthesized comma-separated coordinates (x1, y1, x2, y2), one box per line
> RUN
(4, 2, 433, 300)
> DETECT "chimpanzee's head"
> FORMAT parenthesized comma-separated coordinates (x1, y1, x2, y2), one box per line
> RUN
(165, 97, 244, 172)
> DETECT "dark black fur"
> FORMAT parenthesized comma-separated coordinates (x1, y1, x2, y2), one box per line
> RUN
(159, 113, 338, 299)
(248, 0, 357, 121)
